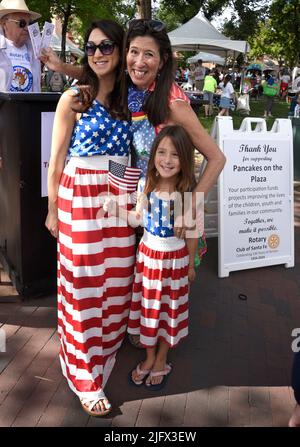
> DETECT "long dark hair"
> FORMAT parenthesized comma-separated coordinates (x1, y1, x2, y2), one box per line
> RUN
(74, 19, 126, 119)
(144, 125, 196, 195)
(223, 74, 232, 87)
(120, 21, 175, 126)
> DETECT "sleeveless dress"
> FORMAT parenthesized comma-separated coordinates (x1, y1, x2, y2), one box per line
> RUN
(57, 99, 136, 400)
(127, 180, 189, 347)
(128, 82, 207, 265)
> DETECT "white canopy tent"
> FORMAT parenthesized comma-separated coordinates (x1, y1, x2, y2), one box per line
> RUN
(187, 51, 225, 65)
(168, 10, 249, 57)
(50, 33, 84, 58)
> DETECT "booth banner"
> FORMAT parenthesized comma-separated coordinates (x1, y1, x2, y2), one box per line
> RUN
(216, 117, 294, 277)
(41, 112, 55, 197)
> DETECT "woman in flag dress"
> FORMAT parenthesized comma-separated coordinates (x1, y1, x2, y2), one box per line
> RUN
(45, 19, 135, 417)
(118, 20, 226, 364)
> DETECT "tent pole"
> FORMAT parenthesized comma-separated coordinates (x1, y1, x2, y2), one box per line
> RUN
(233, 51, 236, 69)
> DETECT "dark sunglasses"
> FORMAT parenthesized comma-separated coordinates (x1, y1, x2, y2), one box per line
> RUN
(127, 19, 166, 33)
(85, 40, 115, 56)
(6, 18, 31, 28)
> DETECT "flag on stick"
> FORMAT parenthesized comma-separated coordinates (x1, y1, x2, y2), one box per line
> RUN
(108, 160, 141, 193)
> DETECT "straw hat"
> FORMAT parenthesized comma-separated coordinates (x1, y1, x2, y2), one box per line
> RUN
(0, 0, 41, 20)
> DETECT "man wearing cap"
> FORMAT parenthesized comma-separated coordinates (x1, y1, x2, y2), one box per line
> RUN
(0, 0, 41, 92)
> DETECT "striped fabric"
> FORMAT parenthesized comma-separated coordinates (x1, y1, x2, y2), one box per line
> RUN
(127, 232, 189, 348)
(57, 157, 135, 400)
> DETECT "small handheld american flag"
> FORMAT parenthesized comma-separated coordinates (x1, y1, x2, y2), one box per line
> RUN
(108, 160, 141, 193)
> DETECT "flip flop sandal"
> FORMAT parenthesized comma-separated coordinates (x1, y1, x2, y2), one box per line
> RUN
(80, 392, 112, 417)
(128, 333, 144, 349)
(129, 362, 151, 386)
(145, 363, 172, 391)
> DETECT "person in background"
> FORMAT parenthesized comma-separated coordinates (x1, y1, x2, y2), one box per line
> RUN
(213, 68, 220, 85)
(194, 59, 206, 91)
(289, 351, 300, 427)
(203, 68, 217, 117)
(0, 0, 41, 92)
(188, 63, 195, 90)
(218, 74, 235, 116)
(45, 69, 67, 92)
(291, 91, 300, 117)
(280, 69, 290, 100)
(262, 73, 280, 118)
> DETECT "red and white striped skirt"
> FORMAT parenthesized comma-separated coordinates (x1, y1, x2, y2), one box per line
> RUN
(127, 231, 189, 348)
(57, 155, 135, 400)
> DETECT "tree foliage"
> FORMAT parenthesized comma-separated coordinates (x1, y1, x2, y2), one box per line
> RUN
(250, 0, 300, 67)
(155, 0, 229, 31)
(27, 0, 136, 60)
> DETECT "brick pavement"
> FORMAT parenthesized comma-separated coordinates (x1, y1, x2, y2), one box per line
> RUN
(0, 230, 299, 427)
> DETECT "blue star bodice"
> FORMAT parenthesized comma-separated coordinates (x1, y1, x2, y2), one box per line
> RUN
(69, 99, 132, 157)
(138, 179, 175, 238)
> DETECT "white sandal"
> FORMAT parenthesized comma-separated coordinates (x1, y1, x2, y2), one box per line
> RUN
(80, 391, 112, 417)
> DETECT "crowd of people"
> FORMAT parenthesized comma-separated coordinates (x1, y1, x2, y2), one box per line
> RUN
(0, 0, 299, 426)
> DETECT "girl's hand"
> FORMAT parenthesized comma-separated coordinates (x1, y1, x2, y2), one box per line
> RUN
(103, 197, 117, 215)
(45, 209, 58, 238)
(188, 266, 196, 283)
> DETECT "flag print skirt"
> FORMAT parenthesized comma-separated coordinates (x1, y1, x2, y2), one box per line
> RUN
(57, 155, 135, 400)
(127, 231, 190, 348)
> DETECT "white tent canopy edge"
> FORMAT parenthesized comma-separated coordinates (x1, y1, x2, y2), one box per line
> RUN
(168, 10, 250, 57)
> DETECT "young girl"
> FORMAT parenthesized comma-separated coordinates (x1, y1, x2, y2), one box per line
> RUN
(104, 125, 200, 390)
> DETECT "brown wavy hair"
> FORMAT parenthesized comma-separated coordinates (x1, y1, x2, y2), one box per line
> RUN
(72, 19, 126, 119)
(144, 125, 196, 195)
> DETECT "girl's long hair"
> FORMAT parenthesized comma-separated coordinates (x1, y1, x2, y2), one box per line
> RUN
(120, 22, 175, 126)
(144, 125, 196, 195)
(73, 19, 126, 119)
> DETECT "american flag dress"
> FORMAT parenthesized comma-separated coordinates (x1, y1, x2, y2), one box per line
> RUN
(127, 181, 190, 348)
(57, 99, 135, 400)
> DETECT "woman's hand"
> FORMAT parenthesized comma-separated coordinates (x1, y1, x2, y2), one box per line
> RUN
(40, 48, 64, 72)
(45, 208, 58, 238)
(188, 266, 196, 282)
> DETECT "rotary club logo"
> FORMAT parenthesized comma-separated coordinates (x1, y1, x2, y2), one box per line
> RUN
(11, 66, 33, 92)
(268, 234, 280, 249)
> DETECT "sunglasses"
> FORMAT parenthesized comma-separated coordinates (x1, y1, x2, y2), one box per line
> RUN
(6, 18, 31, 28)
(127, 19, 166, 33)
(85, 40, 115, 56)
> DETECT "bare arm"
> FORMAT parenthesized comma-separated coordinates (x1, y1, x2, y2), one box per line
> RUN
(45, 90, 77, 237)
(40, 48, 83, 80)
(185, 237, 198, 282)
(103, 192, 147, 228)
(169, 101, 226, 197)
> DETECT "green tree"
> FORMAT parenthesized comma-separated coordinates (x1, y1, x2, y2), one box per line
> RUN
(250, 0, 300, 67)
(27, 0, 136, 60)
(221, 1, 269, 41)
(156, 0, 228, 30)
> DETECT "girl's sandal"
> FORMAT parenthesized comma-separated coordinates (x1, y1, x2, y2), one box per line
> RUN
(129, 362, 151, 386)
(145, 363, 173, 391)
(80, 392, 112, 417)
